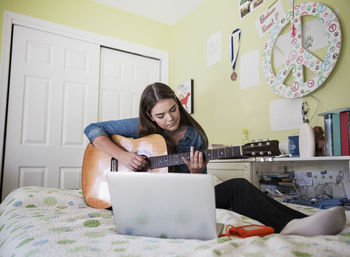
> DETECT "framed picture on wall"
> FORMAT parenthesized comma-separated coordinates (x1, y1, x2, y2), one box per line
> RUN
(178, 79, 193, 114)
(240, 0, 264, 19)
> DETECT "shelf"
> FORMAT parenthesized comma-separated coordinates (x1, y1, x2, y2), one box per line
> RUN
(209, 156, 350, 163)
(271, 156, 350, 162)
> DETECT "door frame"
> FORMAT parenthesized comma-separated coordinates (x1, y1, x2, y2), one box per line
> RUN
(0, 11, 169, 193)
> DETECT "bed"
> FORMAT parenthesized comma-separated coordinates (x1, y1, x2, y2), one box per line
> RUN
(1, 186, 350, 257)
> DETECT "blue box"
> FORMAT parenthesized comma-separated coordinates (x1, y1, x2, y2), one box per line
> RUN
(288, 136, 300, 157)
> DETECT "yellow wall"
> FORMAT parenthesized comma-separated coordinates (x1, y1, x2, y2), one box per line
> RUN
(171, 0, 350, 145)
(0, 0, 171, 60)
(1, 0, 349, 146)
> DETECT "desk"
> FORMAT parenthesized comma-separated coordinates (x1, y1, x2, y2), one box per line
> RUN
(207, 157, 350, 197)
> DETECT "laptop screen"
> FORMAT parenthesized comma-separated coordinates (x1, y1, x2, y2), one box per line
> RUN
(107, 172, 217, 240)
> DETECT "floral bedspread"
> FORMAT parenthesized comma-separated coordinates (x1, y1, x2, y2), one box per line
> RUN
(1, 186, 350, 257)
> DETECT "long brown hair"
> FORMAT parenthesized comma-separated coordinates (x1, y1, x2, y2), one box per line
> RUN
(138, 82, 208, 149)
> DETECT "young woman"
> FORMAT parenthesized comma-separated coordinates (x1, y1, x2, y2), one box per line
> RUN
(84, 82, 345, 236)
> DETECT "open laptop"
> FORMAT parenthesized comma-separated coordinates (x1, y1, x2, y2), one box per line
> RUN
(107, 172, 222, 240)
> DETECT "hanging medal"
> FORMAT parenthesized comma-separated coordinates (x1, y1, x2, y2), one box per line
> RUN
(230, 28, 241, 81)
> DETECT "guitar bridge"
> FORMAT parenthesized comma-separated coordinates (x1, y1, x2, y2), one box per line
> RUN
(111, 158, 118, 172)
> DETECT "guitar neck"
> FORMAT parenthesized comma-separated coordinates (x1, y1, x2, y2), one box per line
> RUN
(149, 146, 242, 169)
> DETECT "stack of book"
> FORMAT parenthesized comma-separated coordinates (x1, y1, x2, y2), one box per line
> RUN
(259, 172, 294, 186)
(259, 172, 295, 197)
(319, 108, 350, 156)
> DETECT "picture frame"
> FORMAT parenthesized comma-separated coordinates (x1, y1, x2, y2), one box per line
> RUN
(240, 0, 264, 19)
(178, 79, 193, 114)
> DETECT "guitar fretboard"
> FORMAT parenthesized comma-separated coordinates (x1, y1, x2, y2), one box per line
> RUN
(149, 146, 242, 169)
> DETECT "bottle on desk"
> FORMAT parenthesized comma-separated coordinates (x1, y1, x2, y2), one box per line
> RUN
(299, 118, 315, 158)
(242, 128, 249, 145)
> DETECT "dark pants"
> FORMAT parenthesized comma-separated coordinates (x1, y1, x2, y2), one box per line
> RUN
(215, 178, 307, 233)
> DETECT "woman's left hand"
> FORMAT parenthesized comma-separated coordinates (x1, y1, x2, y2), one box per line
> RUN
(182, 146, 208, 173)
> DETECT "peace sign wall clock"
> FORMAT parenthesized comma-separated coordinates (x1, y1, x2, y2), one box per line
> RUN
(262, 2, 342, 98)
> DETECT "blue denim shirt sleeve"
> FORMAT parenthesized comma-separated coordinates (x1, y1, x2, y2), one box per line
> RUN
(84, 118, 139, 144)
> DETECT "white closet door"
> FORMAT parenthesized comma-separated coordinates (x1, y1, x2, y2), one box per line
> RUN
(2, 25, 100, 200)
(99, 47, 160, 121)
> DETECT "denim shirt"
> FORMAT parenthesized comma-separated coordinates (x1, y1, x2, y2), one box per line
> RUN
(84, 118, 207, 174)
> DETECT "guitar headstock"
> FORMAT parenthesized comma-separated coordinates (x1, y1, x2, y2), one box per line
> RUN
(241, 140, 281, 157)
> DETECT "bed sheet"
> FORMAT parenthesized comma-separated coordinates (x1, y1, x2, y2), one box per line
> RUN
(1, 186, 350, 257)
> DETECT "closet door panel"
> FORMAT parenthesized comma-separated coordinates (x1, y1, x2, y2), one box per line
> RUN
(99, 47, 161, 121)
(2, 25, 100, 200)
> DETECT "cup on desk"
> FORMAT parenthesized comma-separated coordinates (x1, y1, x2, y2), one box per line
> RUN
(288, 136, 300, 157)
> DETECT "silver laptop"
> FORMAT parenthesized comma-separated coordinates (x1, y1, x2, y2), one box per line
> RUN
(107, 172, 220, 240)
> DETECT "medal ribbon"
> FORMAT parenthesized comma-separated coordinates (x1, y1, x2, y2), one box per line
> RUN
(230, 29, 241, 71)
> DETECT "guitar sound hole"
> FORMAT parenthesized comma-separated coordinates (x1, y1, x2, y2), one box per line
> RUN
(111, 158, 118, 172)
(110, 156, 150, 172)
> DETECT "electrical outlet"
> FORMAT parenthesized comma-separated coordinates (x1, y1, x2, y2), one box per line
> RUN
(312, 170, 338, 185)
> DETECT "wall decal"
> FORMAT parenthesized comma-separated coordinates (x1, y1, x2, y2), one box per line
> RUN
(262, 2, 342, 98)
(256, 0, 285, 38)
(240, 49, 260, 89)
(207, 31, 222, 66)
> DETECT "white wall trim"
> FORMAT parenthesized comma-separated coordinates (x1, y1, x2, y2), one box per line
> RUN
(0, 11, 169, 189)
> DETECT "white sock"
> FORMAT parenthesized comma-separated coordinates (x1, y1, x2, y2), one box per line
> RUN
(280, 206, 346, 236)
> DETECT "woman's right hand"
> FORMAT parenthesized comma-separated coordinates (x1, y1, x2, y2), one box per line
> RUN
(92, 135, 148, 171)
(118, 151, 148, 171)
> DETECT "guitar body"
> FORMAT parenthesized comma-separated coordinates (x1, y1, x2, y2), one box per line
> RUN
(82, 134, 168, 209)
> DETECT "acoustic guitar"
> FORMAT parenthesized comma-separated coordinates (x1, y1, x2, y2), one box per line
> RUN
(82, 134, 281, 209)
